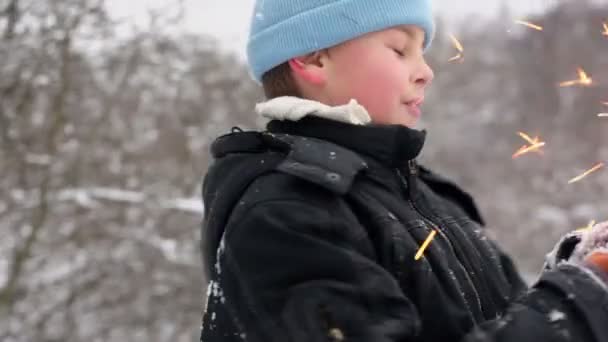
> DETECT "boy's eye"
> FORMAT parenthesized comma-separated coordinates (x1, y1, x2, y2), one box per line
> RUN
(392, 48, 405, 57)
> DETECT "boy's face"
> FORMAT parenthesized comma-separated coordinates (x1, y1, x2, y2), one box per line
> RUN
(293, 25, 434, 128)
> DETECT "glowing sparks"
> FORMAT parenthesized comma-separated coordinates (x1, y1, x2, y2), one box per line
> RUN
(599, 113, 608, 117)
(568, 162, 605, 184)
(603, 22, 608, 36)
(448, 34, 464, 62)
(576, 220, 596, 233)
(512, 143, 546, 158)
(576, 68, 593, 85)
(515, 19, 544, 31)
(415, 230, 437, 261)
(518, 132, 539, 145)
(449, 34, 464, 52)
(448, 54, 463, 62)
(559, 67, 593, 87)
(512, 132, 546, 158)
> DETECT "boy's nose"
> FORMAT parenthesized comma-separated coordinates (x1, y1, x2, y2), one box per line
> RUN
(413, 59, 434, 88)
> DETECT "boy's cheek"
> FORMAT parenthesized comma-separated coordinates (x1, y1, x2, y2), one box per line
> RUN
(331, 55, 402, 113)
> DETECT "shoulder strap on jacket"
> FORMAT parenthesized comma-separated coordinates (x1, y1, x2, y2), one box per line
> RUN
(262, 132, 368, 195)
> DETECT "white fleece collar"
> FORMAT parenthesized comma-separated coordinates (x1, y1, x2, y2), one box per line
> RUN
(255, 96, 372, 125)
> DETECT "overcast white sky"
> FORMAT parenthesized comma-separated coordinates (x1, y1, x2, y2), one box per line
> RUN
(108, 0, 563, 57)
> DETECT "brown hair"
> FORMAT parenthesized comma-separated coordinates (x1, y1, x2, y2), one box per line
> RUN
(261, 62, 302, 99)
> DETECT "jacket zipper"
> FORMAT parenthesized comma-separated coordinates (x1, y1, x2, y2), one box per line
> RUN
(397, 160, 483, 318)
(407, 161, 501, 316)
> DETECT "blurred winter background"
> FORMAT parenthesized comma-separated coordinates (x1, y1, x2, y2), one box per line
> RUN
(1, 0, 607, 341)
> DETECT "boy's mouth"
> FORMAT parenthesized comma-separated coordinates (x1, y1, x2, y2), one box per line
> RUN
(403, 97, 424, 118)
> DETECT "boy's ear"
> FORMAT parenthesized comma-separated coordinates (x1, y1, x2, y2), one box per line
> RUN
(288, 50, 329, 85)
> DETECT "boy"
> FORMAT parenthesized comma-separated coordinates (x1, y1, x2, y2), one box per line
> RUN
(200, 0, 608, 341)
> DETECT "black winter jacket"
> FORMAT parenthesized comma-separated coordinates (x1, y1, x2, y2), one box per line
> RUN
(200, 116, 608, 342)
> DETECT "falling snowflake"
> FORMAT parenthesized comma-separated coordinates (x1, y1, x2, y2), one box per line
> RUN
(548, 310, 566, 322)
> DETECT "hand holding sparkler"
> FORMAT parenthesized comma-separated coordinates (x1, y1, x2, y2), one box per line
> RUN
(545, 221, 608, 278)
(586, 251, 608, 274)
(574, 221, 608, 275)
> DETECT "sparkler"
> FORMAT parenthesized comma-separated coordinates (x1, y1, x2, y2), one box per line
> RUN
(568, 162, 605, 184)
(515, 20, 544, 31)
(415, 230, 437, 261)
(576, 220, 596, 233)
(448, 34, 464, 62)
(559, 67, 592, 87)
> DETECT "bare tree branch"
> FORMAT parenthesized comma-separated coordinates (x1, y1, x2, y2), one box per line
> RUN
(1, 0, 19, 40)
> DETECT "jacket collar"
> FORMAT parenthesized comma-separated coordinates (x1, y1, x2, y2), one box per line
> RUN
(256, 96, 372, 125)
(258, 97, 427, 168)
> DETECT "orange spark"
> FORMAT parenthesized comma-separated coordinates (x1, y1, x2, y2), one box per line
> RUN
(515, 19, 544, 31)
(568, 162, 604, 184)
(448, 54, 464, 62)
(559, 67, 592, 87)
(415, 230, 437, 261)
(576, 220, 596, 233)
(512, 132, 546, 158)
(449, 34, 464, 52)
(518, 131, 539, 145)
(512, 142, 546, 158)
(576, 68, 592, 85)
(448, 34, 464, 62)
(602, 22, 608, 36)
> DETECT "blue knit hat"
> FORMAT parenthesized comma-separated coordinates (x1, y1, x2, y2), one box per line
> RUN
(247, 0, 435, 83)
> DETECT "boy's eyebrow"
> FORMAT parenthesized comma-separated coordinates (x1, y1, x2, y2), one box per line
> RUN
(395, 26, 425, 49)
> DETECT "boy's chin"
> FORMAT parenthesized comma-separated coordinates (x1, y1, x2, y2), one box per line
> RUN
(387, 113, 419, 128)
(372, 117, 418, 128)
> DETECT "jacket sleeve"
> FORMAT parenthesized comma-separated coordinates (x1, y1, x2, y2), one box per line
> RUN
(437, 180, 608, 342)
(215, 198, 423, 342)
(462, 249, 608, 342)
(214, 197, 608, 342)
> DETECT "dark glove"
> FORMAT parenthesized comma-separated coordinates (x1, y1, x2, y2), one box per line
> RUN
(543, 221, 608, 289)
